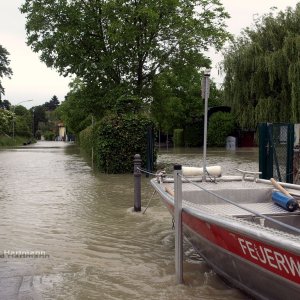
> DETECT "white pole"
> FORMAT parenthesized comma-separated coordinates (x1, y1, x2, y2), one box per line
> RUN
(202, 69, 210, 182)
(174, 164, 183, 284)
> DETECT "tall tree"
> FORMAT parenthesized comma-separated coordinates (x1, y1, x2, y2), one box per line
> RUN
(0, 45, 13, 100)
(44, 95, 60, 111)
(0, 99, 11, 110)
(31, 105, 47, 134)
(21, 0, 230, 107)
(222, 4, 300, 129)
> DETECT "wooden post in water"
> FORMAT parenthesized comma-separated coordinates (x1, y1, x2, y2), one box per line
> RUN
(174, 164, 183, 284)
(134, 154, 142, 212)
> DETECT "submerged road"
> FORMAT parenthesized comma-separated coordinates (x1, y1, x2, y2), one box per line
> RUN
(0, 141, 255, 299)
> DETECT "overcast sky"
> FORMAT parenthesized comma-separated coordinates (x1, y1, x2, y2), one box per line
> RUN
(0, 0, 298, 108)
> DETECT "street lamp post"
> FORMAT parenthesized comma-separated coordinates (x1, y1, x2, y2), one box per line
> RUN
(12, 100, 33, 141)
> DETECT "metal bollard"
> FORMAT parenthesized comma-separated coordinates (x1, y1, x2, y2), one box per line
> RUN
(134, 154, 142, 212)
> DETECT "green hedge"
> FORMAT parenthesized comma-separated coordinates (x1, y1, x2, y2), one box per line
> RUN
(95, 114, 156, 173)
(44, 131, 55, 141)
(79, 114, 156, 173)
(207, 112, 235, 146)
(0, 135, 28, 147)
(184, 121, 203, 147)
(79, 125, 94, 158)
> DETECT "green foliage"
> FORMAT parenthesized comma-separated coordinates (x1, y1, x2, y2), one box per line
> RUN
(79, 125, 94, 158)
(43, 131, 55, 141)
(151, 64, 224, 136)
(0, 135, 28, 147)
(44, 95, 60, 111)
(0, 109, 13, 134)
(21, 0, 230, 109)
(0, 99, 11, 110)
(207, 112, 235, 146)
(32, 105, 46, 136)
(57, 82, 100, 135)
(0, 44, 13, 98)
(14, 105, 32, 137)
(115, 95, 143, 115)
(94, 114, 156, 173)
(1, 106, 32, 138)
(151, 63, 204, 133)
(173, 129, 184, 147)
(223, 4, 300, 128)
(184, 121, 203, 147)
(35, 130, 42, 140)
(15, 116, 32, 137)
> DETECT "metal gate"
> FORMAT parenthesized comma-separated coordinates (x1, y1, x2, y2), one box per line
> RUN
(259, 123, 294, 183)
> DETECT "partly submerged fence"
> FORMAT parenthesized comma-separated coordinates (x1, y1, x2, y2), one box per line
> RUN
(259, 123, 294, 183)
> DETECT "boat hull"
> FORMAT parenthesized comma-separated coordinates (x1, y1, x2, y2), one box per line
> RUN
(182, 212, 300, 300)
(155, 186, 300, 299)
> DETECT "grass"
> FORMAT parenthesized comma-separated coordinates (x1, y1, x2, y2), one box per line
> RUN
(0, 135, 31, 147)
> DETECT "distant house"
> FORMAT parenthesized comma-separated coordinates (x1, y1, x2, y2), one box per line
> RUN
(57, 122, 66, 141)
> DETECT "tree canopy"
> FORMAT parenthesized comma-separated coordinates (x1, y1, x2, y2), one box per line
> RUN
(222, 4, 300, 129)
(44, 95, 60, 111)
(0, 99, 11, 110)
(21, 0, 230, 107)
(0, 45, 13, 99)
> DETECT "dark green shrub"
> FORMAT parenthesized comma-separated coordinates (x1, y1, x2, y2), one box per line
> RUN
(44, 131, 55, 141)
(173, 129, 184, 147)
(79, 125, 94, 157)
(207, 112, 235, 146)
(35, 130, 42, 140)
(0, 135, 28, 147)
(184, 121, 203, 147)
(95, 114, 156, 173)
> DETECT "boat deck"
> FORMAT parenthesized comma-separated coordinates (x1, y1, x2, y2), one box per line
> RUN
(185, 201, 296, 217)
(164, 180, 300, 217)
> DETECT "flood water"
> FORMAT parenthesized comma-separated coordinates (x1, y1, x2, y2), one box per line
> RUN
(0, 142, 258, 300)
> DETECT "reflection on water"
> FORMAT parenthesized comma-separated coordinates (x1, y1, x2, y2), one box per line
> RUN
(0, 142, 253, 299)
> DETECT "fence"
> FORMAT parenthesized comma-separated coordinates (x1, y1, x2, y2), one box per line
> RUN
(259, 123, 294, 183)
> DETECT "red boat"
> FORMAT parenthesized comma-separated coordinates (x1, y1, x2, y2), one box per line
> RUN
(151, 170, 300, 299)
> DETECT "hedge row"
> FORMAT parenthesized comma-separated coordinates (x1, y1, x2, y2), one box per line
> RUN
(79, 114, 156, 173)
(172, 112, 235, 147)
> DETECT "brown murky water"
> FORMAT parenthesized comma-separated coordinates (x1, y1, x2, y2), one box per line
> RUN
(0, 142, 258, 299)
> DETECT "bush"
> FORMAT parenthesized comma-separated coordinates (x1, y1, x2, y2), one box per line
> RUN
(35, 130, 42, 140)
(0, 109, 13, 134)
(44, 131, 55, 141)
(94, 114, 156, 173)
(79, 125, 94, 157)
(207, 112, 236, 146)
(173, 129, 184, 147)
(184, 121, 203, 147)
(0, 135, 28, 147)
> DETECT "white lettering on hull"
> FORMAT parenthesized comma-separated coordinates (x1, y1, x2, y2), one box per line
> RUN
(238, 238, 300, 278)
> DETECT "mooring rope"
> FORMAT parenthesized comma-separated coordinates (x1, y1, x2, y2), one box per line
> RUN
(142, 190, 157, 214)
(179, 174, 300, 235)
(136, 167, 158, 176)
(137, 167, 172, 178)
